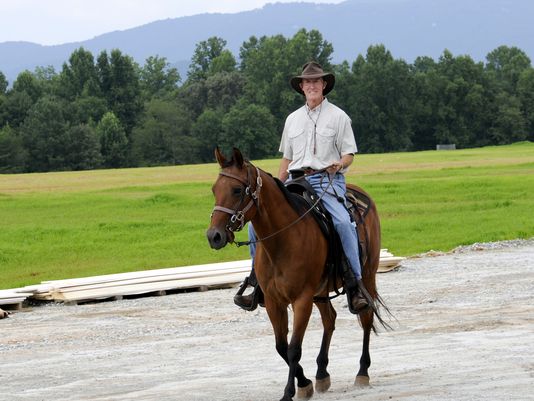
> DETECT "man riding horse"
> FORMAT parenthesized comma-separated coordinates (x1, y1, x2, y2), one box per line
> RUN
(234, 61, 369, 314)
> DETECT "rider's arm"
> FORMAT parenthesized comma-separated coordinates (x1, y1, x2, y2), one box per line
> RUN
(327, 153, 354, 174)
(278, 158, 291, 181)
(340, 153, 354, 170)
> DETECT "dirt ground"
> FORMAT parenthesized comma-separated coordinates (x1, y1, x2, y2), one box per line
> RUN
(1, 240, 533, 401)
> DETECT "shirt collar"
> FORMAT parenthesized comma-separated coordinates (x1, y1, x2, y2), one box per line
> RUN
(306, 97, 328, 113)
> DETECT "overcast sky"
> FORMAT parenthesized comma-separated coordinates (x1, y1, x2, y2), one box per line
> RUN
(0, 0, 344, 45)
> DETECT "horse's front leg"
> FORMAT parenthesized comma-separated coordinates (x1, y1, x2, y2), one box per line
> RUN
(266, 296, 313, 401)
(285, 297, 314, 400)
(314, 299, 337, 392)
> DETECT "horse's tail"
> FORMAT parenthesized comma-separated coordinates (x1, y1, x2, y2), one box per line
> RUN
(347, 183, 395, 333)
(364, 290, 394, 333)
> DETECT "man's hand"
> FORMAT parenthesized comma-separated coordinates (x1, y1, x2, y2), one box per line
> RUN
(327, 161, 343, 174)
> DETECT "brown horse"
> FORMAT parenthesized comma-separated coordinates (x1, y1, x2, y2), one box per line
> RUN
(207, 148, 386, 401)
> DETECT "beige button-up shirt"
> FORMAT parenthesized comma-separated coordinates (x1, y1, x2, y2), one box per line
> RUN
(279, 98, 357, 173)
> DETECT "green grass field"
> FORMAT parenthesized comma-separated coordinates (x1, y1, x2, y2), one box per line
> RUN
(1, 142, 533, 289)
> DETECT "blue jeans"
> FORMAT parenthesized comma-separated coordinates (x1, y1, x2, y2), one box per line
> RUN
(248, 172, 362, 279)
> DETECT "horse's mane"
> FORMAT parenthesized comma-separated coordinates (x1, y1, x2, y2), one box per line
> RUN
(272, 175, 309, 216)
(242, 161, 308, 215)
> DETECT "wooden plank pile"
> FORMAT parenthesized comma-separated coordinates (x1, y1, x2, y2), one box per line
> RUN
(4, 250, 403, 306)
(378, 249, 405, 273)
(0, 289, 34, 310)
(17, 260, 251, 304)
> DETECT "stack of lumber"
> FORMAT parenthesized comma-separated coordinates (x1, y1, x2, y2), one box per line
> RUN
(18, 260, 251, 304)
(0, 289, 34, 309)
(10, 249, 403, 305)
(378, 249, 405, 273)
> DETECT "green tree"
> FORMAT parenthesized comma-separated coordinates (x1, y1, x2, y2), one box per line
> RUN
(65, 124, 102, 170)
(191, 108, 225, 162)
(486, 46, 531, 94)
(0, 71, 7, 94)
(177, 80, 208, 120)
(33, 66, 60, 96)
(131, 99, 193, 166)
(208, 50, 237, 76)
(97, 111, 128, 168)
(204, 71, 245, 112)
(410, 57, 441, 150)
(346, 45, 414, 153)
(188, 37, 228, 82)
(20, 96, 70, 172)
(67, 95, 108, 126)
(0, 124, 27, 173)
(409, 50, 492, 149)
(0, 71, 7, 126)
(2, 91, 33, 127)
(435, 51, 491, 147)
(517, 68, 534, 140)
(139, 55, 180, 100)
(488, 93, 528, 144)
(59, 47, 101, 99)
(220, 101, 278, 159)
(12, 70, 43, 102)
(97, 50, 143, 138)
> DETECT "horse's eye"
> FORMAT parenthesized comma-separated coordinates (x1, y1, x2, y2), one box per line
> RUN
(232, 187, 243, 196)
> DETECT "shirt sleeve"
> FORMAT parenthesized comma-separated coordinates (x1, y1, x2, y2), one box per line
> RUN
(337, 112, 358, 155)
(279, 117, 293, 159)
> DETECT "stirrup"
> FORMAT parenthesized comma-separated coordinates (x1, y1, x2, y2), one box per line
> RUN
(234, 276, 263, 311)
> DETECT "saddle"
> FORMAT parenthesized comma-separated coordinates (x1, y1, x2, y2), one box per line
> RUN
(282, 174, 372, 294)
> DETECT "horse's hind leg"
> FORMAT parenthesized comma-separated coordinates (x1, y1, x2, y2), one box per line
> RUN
(355, 308, 374, 387)
(314, 300, 337, 392)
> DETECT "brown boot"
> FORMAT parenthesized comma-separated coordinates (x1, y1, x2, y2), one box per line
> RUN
(233, 270, 263, 311)
(350, 281, 369, 314)
(344, 270, 369, 314)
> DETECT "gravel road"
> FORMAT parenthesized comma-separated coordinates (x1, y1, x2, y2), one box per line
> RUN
(1, 240, 533, 401)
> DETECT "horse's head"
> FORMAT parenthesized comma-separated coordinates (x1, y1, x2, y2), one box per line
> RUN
(206, 147, 262, 250)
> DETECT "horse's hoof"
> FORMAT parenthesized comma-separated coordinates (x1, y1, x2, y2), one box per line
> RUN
(354, 375, 370, 387)
(315, 375, 331, 393)
(297, 381, 314, 399)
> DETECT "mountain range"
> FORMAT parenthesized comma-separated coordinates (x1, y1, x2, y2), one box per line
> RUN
(1, 0, 532, 84)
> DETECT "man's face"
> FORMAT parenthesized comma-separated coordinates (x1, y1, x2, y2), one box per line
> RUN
(300, 78, 326, 105)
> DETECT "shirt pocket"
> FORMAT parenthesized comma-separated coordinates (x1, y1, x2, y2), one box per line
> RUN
(288, 129, 306, 159)
(316, 127, 337, 159)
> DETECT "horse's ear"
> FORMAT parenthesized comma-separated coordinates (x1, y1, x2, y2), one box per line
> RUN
(215, 147, 226, 167)
(232, 148, 244, 168)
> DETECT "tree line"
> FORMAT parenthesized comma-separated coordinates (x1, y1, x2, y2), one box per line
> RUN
(1, 29, 533, 173)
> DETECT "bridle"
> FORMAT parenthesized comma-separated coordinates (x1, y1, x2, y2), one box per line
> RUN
(211, 164, 262, 233)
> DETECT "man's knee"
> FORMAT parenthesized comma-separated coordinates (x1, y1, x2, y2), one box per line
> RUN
(334, 220, 356, 234)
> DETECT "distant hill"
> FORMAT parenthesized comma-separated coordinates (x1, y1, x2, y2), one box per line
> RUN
(1, 0, 532, 84)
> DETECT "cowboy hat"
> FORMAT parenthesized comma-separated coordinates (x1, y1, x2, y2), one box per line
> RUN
(290, 61, 335, 96)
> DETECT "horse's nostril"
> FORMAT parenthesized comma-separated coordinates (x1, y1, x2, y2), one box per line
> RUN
(207, 228, 227, 249)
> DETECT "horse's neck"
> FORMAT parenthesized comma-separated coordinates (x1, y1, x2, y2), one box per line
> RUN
(250, 175, 299, 245)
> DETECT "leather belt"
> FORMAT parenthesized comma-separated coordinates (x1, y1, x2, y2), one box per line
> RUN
(302, 167, 320, 175)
